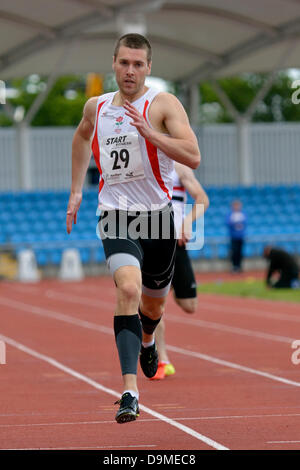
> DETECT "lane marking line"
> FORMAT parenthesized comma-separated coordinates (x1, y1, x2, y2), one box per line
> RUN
(167, 345, 300, 388)
(1, 412, 300, 428)
(1, 296, 300, 388)
(1, 293, 295, 346)
(267, 441, 300, 444)
(0, 297, 113, 335)
(197, 300, 300, 323)
(8, 282, 300, 323)
(0, 333, 229, 451)
(168, 315, 296, 344)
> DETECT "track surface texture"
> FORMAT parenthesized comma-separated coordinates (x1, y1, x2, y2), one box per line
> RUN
(0, 272, 299, 451)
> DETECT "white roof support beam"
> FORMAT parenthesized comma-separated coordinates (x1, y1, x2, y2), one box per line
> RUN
(62, 0, 113, 17)
(81, 31, 222, 64)
(162, 4, 278, 36)
(0, 11, 110, 74)
(204, 40, 297, 186)
(182, 17, 300, 87)
(0, 0, 148, 76)
(210, 79, 240, 122)
(0, 10, 56, 38)
(245, 44, 297, 119)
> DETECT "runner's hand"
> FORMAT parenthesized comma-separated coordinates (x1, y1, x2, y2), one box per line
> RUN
(177, 221, 192, 247)
(66, 192, 82, 234)
(123, 100, 152, 140)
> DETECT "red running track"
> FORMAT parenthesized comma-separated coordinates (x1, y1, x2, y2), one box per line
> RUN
(0, 273, 300, 450)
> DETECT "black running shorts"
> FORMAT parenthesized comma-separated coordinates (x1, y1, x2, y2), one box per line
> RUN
(98, 203, 177, 296)
(171, 243, 197, 299)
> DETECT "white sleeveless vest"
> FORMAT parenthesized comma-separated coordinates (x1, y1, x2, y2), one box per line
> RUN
(171, 167, 187, 235)
(91, 87, 174, 211)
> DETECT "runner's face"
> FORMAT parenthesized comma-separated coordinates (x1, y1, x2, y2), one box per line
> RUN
(113, 46, 151, 97)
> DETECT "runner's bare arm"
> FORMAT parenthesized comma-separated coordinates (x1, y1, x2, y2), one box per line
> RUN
(66, 97, 97, 234)
(123, 93, 201, 169)
(175, 162, 209, 245)
(175, 162, 209, 212)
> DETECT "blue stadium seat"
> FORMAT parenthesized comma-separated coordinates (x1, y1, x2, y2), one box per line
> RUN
(48, 249, 62, 265)
(1, 184, 300, 264)
(35, 249, 48, 266)
(217, 244, 229, 259)
(188, 249, 203, 260)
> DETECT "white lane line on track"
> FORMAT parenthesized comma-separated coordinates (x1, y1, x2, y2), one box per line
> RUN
(43, 290, 298, 344)
(1, 413, 300, 428)
(167, 315, 296, 344)
(0, 293, 296, 347)
(7, 282, 300, 324)
(267, 441, 300, 444)
(0, 297, 113, 335)
(44, 289, 300, 328)
(52, 282, 300, 321)
(46, 288, 300, 324)
(197, 300, 300, 323)
(0, 333, 229, 451)
(7, 288, 298, 345)
(45, 290, 113, 309)
(1, 296, 299, 389)
(167, 345, 300, 388)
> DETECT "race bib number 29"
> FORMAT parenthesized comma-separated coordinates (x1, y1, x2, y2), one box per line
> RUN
(100, 133, 145, 185)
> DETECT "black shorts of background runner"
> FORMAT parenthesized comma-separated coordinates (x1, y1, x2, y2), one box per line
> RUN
(98, 203, 177, 294)
(171, 243, 197, 299)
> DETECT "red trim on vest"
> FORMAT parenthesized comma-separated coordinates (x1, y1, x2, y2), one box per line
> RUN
(173, 185, 185, 191)
(143, 100, 171, 200)
(91, 100, 106, 193)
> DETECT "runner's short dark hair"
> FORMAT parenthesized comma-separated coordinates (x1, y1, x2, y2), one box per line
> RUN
(114, 33, 152, 64)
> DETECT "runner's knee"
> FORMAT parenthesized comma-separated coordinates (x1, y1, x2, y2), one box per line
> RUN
(114, 267, 142, 305)
(140, 296, 165, 320)
(176, 297, 197, 313)
(117, 281, 141, 304)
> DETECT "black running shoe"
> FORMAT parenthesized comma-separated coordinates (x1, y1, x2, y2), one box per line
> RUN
(140, 343, 158, 378)
(114, 392, 139, 424)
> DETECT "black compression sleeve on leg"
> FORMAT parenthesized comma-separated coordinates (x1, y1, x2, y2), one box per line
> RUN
(114, 314, 142, 375)
(138, 308, 162, 335)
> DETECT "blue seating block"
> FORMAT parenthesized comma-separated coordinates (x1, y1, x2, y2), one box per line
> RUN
(1, 185, 300, 263)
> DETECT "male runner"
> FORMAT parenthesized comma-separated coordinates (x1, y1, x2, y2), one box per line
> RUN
(66, 33, 200, 423)
(152, 162, 209, 379)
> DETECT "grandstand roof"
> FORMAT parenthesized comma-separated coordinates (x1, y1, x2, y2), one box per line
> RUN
(1, 0, 300, 83)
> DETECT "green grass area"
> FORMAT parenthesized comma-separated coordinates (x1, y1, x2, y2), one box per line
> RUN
(198, 279, 300, 303)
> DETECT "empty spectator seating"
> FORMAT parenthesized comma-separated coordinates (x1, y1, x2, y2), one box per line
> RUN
(0, 184, 299, 265)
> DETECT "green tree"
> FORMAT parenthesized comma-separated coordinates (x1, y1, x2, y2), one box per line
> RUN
(1, 71, 300, 126)
(199, 72, 300, 123)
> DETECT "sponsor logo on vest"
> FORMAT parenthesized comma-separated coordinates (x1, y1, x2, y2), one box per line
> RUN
(115, 115, 124, 134)
(106, 135, 127, 145)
